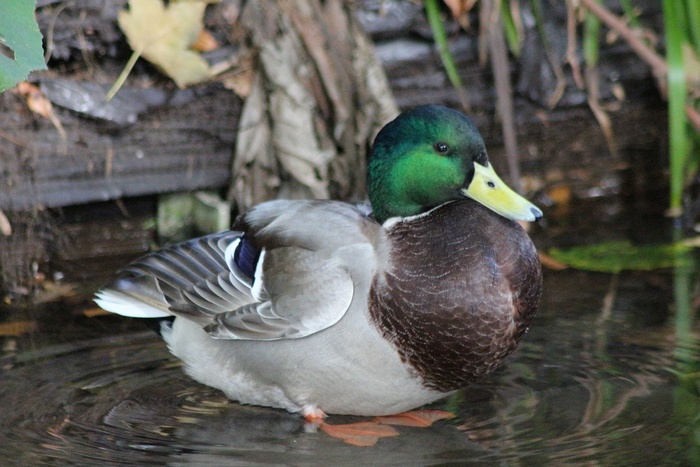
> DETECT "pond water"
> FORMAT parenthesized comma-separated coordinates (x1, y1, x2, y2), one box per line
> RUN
(0, 197, 698, 466)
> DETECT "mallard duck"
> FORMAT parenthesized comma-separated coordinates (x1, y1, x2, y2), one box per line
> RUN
(95, 105, 542, 442)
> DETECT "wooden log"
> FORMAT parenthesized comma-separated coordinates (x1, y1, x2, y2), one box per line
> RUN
(0, 83, 241, 210)
(0, 0, 663, 212)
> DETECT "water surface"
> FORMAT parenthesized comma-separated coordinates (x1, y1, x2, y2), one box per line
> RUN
(1, 199, 698, 466)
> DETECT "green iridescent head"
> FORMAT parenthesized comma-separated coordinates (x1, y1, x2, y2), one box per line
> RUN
(367, 105, 542, 224)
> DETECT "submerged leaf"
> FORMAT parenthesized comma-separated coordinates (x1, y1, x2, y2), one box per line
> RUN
(0, 0, 47, 92)
(0, 320, 36, 336)
(118, 0, 212, 88)
(549, 240, 694, 273)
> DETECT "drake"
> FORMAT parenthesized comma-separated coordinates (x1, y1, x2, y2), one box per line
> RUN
(95, 105, 542, 443)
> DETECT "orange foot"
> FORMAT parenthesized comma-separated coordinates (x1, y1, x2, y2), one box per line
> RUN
(304, 409, 454, 446)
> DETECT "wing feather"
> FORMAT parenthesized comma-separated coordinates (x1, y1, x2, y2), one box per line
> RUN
(97, 200, 377, 341)
(205, 260, 355, 340)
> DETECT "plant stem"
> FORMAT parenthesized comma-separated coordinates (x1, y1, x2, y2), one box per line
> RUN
(663, 0, 689, 214)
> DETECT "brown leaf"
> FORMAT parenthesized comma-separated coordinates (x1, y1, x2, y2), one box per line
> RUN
(17, 82, 66, 138)
(229, 1, 398, 210)
(0, 320, 37, 336)
(218, 53, 256, 98)
(443, 0, 478, 29)
(192, 29, 219, 53)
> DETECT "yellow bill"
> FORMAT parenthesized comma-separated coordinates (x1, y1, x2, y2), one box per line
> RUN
(462, 162, 542, 222)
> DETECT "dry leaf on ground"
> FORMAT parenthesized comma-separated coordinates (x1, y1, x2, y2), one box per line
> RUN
(17, 82, 66, 138)
(118, 0, 212, 88)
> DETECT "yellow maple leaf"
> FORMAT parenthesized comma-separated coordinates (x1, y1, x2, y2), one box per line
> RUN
(118, 0, 212, 87)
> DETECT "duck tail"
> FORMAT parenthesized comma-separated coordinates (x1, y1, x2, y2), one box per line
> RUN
(94, 278, 171, 318)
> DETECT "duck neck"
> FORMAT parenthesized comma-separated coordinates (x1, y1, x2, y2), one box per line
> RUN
(369, 184, 424, 225)
(368, 153, 460, 224)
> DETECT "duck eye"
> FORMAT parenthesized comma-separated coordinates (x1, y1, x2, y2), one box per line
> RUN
(434, 142, 449, 154)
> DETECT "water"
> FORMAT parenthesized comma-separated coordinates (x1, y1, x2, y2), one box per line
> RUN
(0, 200, 698, 466)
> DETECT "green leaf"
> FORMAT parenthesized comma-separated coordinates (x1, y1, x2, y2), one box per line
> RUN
(501, 0, 522, 57)
(583, 0, 601, 67)
(548, 240, 693, 273)
(0, 0, 47, 92)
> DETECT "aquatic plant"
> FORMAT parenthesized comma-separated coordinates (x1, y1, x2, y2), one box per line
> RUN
(428, 0, 700, 219)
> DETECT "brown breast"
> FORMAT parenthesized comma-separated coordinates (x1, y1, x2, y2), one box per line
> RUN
(369, 199, 542, 392)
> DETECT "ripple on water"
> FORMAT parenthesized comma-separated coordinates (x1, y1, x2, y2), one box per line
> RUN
(0, 293, 697, 465)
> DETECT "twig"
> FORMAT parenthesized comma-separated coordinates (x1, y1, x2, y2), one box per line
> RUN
(585, 66, 618, 157)
(566, 0, 584, 89)
(105, 144, 113, 179)
(529, 0, 567, 107)
(0, 128, 26, 147)
(114, 199, 131, 218)
(44, 2, 70, 63)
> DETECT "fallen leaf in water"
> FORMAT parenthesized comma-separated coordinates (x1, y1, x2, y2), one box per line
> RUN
(549, 240, 693, 273)
(118, 0, 212, 87)
(0, 320, 37, 336)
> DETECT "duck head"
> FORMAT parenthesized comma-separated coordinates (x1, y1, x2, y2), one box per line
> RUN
(368, 105, 542, 224)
